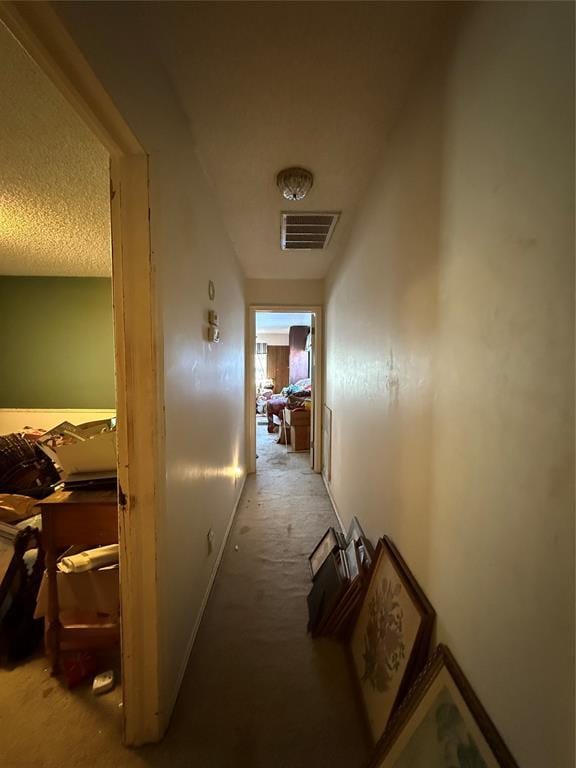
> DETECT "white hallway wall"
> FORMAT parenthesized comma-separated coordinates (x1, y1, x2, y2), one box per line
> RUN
(246, 278, 324, 307)
(57, 3, 246, 730)
(325, 4, 574, 767)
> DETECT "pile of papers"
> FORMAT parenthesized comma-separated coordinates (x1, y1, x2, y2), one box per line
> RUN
(36, 420, 117, 490)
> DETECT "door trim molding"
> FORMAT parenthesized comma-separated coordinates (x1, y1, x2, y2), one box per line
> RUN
(247, 304, 323, 474)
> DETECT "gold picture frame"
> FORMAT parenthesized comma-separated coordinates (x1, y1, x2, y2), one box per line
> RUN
(349, 537, 435, 743)
(366, 644, 519, 767)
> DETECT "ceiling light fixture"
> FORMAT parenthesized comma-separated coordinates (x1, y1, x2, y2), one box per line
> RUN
(276, 167, 314, 201)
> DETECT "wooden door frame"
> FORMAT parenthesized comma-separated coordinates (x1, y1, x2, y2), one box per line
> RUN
(247, 304, 323, 474)
(0, 2, 164, 745)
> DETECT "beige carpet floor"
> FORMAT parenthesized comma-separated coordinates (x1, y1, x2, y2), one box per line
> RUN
(0, 423, 369, 767)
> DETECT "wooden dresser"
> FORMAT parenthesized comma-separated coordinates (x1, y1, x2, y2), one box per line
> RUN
(37, 489, 119, 674)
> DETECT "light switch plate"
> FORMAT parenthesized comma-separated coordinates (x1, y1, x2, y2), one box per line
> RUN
(207, 326, 220, 343)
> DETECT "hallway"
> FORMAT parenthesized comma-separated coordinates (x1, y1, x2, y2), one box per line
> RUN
(144, 422, 369, 766)
(0, 2, 573, 766)
(1, 424, 368, 768)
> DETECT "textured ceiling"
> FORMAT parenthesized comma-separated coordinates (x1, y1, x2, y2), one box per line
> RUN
(0, 22, 110, 276)
(149, 2, 457, 279)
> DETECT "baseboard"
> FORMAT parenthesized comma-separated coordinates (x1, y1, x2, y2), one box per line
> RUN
(322, 471, 345, 534)
(163, 474, 247, 723)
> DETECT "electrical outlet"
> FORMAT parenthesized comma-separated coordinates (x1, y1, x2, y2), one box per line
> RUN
(207, 527, 215, 554)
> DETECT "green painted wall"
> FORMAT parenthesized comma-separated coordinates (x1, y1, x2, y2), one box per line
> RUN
(0, 277, 115, 408)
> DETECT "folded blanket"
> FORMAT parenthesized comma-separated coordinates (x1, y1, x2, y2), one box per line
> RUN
(58, 544, 119, 574)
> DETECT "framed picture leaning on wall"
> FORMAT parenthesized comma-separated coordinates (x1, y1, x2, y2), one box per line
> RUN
(308, 526, 346, 578)
(349, 536, 435, 743)
(366, 644, 519, 768)
(346, 515, 366, 546)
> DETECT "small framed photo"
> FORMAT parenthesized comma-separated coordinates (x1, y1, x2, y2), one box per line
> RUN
(307, 550, 349, 635)
(344, 539, 360, 582)
(366, 645, 519, 767)
(349, 537, 435, 743)
(324, 540, 364, 637)
(308, 527, 340, 578)
(346, 515, 365, 545)
(357, 535, 375, 573)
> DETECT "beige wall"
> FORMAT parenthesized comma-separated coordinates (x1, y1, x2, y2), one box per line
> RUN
(57, 4, 246, 729)
(246, 278, 323, 306)
(325, 4, 574, 767)
(0, 409, 116, 434)
(256, 332, 289, 346)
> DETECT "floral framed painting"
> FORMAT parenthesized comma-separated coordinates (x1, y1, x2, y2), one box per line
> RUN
(349, 536, 435, 743)
(366, 645, 519, 768)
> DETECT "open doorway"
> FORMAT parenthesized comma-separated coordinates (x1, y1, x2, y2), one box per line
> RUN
(256, 311, 312, 467)
(0, 5, 161, 746)
(0, 10, 121, 730)
(248, 306, 323, 475)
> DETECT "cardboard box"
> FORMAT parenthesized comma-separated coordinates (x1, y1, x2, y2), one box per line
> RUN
(284, 408, 310, 427)
(37, 423, 116, 481)
(34, 567, 119, 624)
(289, 426, 310, 452)
(56, 431, 116, 476)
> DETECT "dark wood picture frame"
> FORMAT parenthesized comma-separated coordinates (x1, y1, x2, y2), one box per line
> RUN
(309, 526, 341, 578)
(366, 644, 519, 767)
(323, 539, 363, 636)
(349, 536, 436, 744)
(307, 549, 349, 636)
